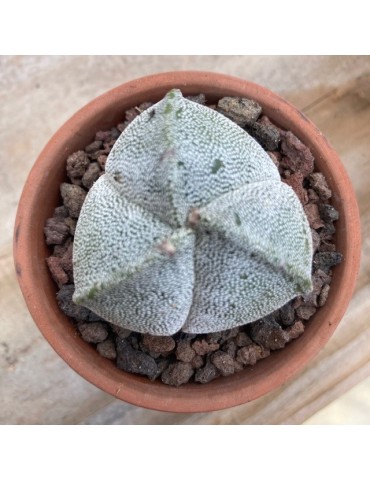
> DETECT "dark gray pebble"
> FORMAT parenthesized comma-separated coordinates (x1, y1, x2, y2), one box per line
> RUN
(56, 285, 90, 321)
(249, 316, 289, 350)
(194, 361, 220, 384)
(313, 252, 343, 273)
(247, 119, 280, 151)
(116, 338, 158, 380)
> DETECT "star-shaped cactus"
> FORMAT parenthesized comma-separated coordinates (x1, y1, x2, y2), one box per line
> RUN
(73, 89, 313, 335)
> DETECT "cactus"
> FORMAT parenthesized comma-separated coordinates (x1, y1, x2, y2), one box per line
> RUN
(73, 89, 313, 335)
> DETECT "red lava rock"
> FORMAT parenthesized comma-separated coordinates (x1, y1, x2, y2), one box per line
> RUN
(161, 362, 194, 387)
(60, 183, 86, 219)
(46, 256, 69, 287)
(249, 317, 289, 350)
(66, 151, 90, 179)
(247, 117, 280, 151)
(56, 285, 90, 321)
(286, 321, 305, 342)
(191, 355, 204, 369)
(141, 334, 176, 354)
(82, 162, 100, 189)
(192, 339, 220, 356)
(236, 344, 270, 365)
(304, 203, 325, 229)
(176, 340, 196, 362)
(217, 97, 262, 126)
(283, 172, 308, 205)
(85, 140, 103, 153)
(280, 131, 314, 176)
(116, 338, 158, 380)
(235, 332, 253, 347)
(211, 351, 235, 376)
(296, 305, 317, 320)
(318, 284, 330, 306)
(44, 217, 70, 245)
(194, 361, 220, 384)
(97, 338, 117, 360)
(309, 173, 332, 200)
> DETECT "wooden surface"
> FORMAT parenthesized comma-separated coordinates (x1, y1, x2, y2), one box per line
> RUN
(1, 55, 369, 424)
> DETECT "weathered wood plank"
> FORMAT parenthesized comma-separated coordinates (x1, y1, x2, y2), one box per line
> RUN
(0, 244, 114, 424)
(303, 373, 370, 424)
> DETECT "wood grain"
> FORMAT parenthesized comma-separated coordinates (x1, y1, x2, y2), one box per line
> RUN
(1, 55, 369, 424)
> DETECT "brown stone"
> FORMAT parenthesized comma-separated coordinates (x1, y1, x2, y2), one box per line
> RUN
(46, 256, 69, 287)
(283, 172, 308, 205)
(192, 339, 220, 356)
(304, 203, 325, 229)
(286, 321, 305, 342)
(141, 334, 175, 354)
(280, 131, 314, 175)
(161, 362, 194, 387)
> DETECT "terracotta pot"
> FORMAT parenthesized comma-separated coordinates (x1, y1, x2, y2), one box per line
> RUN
(14, 71, 361, 413)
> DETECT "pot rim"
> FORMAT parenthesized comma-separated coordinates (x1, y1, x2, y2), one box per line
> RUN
(13, 71, 361, 413)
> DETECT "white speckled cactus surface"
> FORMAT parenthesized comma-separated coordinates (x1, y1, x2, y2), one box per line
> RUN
(73, 89, 313, 335)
